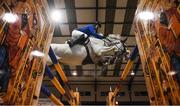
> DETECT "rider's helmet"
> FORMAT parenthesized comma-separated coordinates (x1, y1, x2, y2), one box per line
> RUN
(94, 21, 101, 29)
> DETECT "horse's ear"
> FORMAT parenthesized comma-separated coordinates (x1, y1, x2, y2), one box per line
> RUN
(121, 37, 128, 43)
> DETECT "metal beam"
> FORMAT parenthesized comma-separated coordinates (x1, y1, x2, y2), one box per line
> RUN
(47, 0, 55, 9)
(54, 7, 137, 9)
(53, 24, 62, 37)
(96, 0, 99, 32)
(94, 65, 98, 103)
(76, 65, 83, 76)
(104, 0, 117, 35)
(64, 0, 77, 35)
(63, 65, 71, 76)
(101, 65, 108, 76)
(56, 22, 133, 24)
(44, 79, 145, 83)
(88, 74, 144, 78)
(121, 0, 138, 36)
(96, 0, 98, 21)
(113, 61, 122, 76)
(43, 81, 146, 86)
(95, 0, 98, 102)
(66, 69, 143, 72)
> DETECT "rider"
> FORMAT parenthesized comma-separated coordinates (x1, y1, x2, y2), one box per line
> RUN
(67, 21, 105, 47)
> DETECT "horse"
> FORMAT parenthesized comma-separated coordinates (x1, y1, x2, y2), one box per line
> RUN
(47, 34, 130, 66)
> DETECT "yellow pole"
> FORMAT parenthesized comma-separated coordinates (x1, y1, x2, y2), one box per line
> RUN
(45, 65, 66, 95)
(54, 64, 68, 83)
(51, 77, 66, 95)
(113, 86, 120, 97)
(120, 60, 134, 80)
(49, 94, 64, 106)
(41, 85, 64, 106)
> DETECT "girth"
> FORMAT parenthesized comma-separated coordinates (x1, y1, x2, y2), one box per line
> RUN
(82, 45, 94, 65)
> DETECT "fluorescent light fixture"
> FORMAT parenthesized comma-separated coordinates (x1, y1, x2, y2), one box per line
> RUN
(131, 71, 135, 76)
(30, 50, 45, 57)
(109, 86, 112, 91)
(168, 71, 176, 76)
(72, 71, 77, 76)
(138, 11, 155, 21)
(50, 9, 63, 22)
(2, 13, 18, 23)
(115, 101, 118, 105)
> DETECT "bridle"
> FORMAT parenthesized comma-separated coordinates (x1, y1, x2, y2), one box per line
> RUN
(102, 37, 127, 55)
(100, 36, 128, 65)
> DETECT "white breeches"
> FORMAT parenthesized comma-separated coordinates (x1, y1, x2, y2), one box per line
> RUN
(72, 30, 88, 40)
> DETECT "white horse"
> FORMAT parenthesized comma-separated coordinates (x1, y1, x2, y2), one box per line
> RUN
(47, 34, 129, 66)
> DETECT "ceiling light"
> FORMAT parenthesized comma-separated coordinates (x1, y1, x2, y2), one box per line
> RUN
(2, 13, 18, 23)
(109, 86, 112, 91)
(168, 71, 176, 76)
(131, 71, 135, 76)
(30, 50, 45, 57)
(115, 101, 118, 105)
(72, 71, 77, 76)
(50, 9, 63, 23)
(138, 11, 155, 21)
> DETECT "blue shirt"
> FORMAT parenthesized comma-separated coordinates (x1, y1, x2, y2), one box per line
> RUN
(76, 24, 103, 39)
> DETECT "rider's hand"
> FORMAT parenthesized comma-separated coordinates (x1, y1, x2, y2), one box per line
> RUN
(102, 36, 106, 39)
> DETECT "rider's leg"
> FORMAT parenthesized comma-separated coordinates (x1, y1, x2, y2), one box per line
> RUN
(72, 29, 88, 40)
(67, 30, 88, 47)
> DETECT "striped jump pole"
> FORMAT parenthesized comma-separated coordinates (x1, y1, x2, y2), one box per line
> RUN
(48, 46, 74, 101)
(45, 65, 66, 95)
(41, 85, 64, 106)
(45, 65, 72, 101)
(49, 46, 68, 83)
(120, 45, 139, 80)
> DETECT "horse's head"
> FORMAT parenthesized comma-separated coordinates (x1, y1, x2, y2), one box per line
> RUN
(99, 34, 130, 65)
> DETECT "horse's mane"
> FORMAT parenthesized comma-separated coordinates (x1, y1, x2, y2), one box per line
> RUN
(107, 34, 121, 40)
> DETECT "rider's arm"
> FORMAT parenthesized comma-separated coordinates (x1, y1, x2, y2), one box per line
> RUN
(88, 25, 105, 39)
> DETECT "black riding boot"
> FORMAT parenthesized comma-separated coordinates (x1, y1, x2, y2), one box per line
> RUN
(67, 34, 87, 48)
